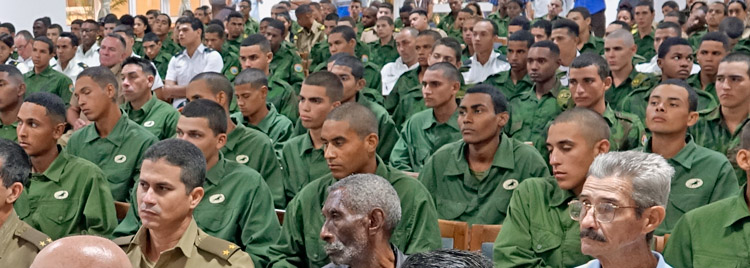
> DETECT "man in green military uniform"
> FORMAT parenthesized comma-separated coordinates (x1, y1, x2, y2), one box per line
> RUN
(507, 41, 571, 154)
(186, 72, 285, 209)
(688, 32, 729, 104)
(15, 92, 117, 240)
(485, 31, 534, 100)
(487, 5, 509, 38)
(569, 53, 645, 151)
(312, 26, 382, 91)
(67, 67, 158, 202)
(0, 139, 51, 267)
(633, 1, 656, 59)
(437, 0, 462, 37)
(266, 19, 305, 91)
(225, 12, 246, 54)
(390, 63, 462, 175)
(142, 32, 172, 79)
(279, 72, 342, 203)
(664, 123, 750, 267)
(153, 13, 182, 56)
(239, 34, 299, 121)
(23, 37, 73, 104)
(204, 25, 242, 82)
(567, 7, 604, 55)
(114, 100, 280, 267)
(120, 57, 179, 140)
(494, 108, 609, 267)
(368, 17, 399, 68)
(605, 29, 649, 108)
(0, 65, 24, 141)
(295, 4, 326, 56)
(113, 139, 255, 268)
(690, 52, 750, 184)
(239, 0, 259, 38)
(233, 69, 294, 149)
(309, 18, 373, 75)
(419, 85, 549, 224)
(640, 79, 739, 235)
(268, 102, 441, 268)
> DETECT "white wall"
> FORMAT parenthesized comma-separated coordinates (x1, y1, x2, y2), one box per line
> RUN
(0, 0, 68, 32)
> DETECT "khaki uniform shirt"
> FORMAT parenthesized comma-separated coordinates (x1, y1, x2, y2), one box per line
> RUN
(296, 21, 326, 55)
(0, 210, 50, 268)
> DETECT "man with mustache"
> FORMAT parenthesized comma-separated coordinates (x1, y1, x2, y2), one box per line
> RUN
(114, 139, 254, 267)
(320, 174, 407, 268)
(574, 151, 673, 268)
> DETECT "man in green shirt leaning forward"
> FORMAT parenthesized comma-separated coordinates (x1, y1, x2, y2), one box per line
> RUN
(120, 57, 179, 140)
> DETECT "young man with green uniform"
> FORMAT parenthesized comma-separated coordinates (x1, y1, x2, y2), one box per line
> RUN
(569, 53, 645, 151)
(23, 37, 73, 104)
(312, 26, 382, 91)
(67, 67, 158, 202)
(120, 57, 179, 140)
(225, 12, 246, 54)
(233, 68, 294, 149)
(266, 19, 305, 92)
(390, 62, 462, 175)
(484, 31, 535, 100)
(494, 108, 609, 267)
(114, 100, 280, 268)
(268, 102, 441, 268)
(239, 0, 259, 37)
(688, 32, 729, 104)
(113, 139, 255, 268)
(640, 79, 739, 235)
(141, 33, 171, 79)
(203, 24, 242, 82)
(239, 34, 298, 121)
(279, 71, 342, 204)
(567, 7, 604, 55)
(436, 0, 463, 39)
(419, 84, 549, 224)
(152, 13, 182, 56)
(605, 29, 650, 108)
(0, 139, 51, 267)
(0, 65, 24, 141)
(309, 16, 373, 74)
(633, 1, 656, 59)
(368, 17, 399, 69)
(15, 92, 117, 239)
(186, 72, 284, 208)
(664, 123, 750, 267)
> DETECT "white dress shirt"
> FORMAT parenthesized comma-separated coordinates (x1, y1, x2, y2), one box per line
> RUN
(462, 50, 511, 85)
(635, 56, 701, 76)
(165, 44, 223, 107)
(381, 57, 419, 95)
(75, 43, 100, 67)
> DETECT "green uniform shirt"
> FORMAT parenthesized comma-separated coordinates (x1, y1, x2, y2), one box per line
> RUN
(394, 17, 404, 28)
(640, 136, 740, 235)
(248, 103, 294, 147)
(160, 36, 183, 56)
(279, 133, 331, 204)
(244, 18, 260, 38)
(114, 156, 280, 268)
(663, 188, 750, 268)
(220, 49, 242, 82)
(506, 78, 572, 153)
(15, 149, 117, 239)
(226, 37, 242, 56)
(579, 34, 604, 55)
(0, 210, 49, 268)
(368, 38, 399, 68)
(0, 120, 17, 141)
(361, 86, 385, 106)
(689, 106, 750, 185)
(687, 72, 719, 109)
(487, 13, 509, 37)
(133, 40, 144, 57)
(633, 30, 655, 59)
(484, 70, 534, 101)
(146, 49, 172, 79)
(66, 113, 158, 202)
(620, 75, 718, 125)
(122, 96, 180, 140)
(312, 57, 382, 91)
(384, 67, 426, 129)
(267, 75, 300, 122)
(309, 40, 372, 74)
(688, 30, 707, 51)
(493, 177, 593, 268)
(267, 157, 442, 268)
(389, 108, 461, 172)
(221, 124, 285, 209)
(270, 42, 305, 91)
(607, 68, 647, 108)
(419, 135, 549, 224)
(23, 66, 74, 104)
(602, 105, 646, 151)
(437, 13, 456, 33)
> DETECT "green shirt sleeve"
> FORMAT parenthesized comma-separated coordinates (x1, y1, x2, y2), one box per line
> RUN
(662, 216, 694, 268)
(267, 194, 308, 268)
(389, 132, 414, 172)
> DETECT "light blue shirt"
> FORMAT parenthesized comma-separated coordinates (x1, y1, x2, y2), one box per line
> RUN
(576, 251, 672, 268)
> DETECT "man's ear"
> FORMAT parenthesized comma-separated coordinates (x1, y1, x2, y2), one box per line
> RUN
(356, 78, 366, 90)
(365, 132, 379, 153)
(686, 111, 699, 127)
(4, 182, 23, 204)
(593, 139, 611, 155)
(641, 206, 666, 235)
(496, 111, 510, 129)
(216, 133, 228, 151)
(188, 186, 205, 209)
(657, 58, 663, 70)
(603, 76, 613, 90)
(367, 208, 387, 235)
(737, 149, 750, 171)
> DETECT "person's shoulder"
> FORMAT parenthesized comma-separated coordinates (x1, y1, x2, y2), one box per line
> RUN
(195, 232, 247, 264)
(224, 160, 264, 182)
(680, 193, 739, 225)
(631, 72, 657, 90)
(406, 108, 434, 125)
(14, 221, 52, 252)
(612, 110, 643, 125)
(692, 143, 734, 163)
(430, 139, 463, 159)
(112, 235, 135, 249)
(123, 118, 158, 142)
(235, 125, 273, 145)
(64, 153, 105, 175)
(151, 98, 180, 114)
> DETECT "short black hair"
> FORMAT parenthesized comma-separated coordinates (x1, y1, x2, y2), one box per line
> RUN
(104, 33, 126, 50)
(417, 29, 442, 43)
(610, 20, 630, 30)
(267, 18, 286, 34)
(662, 0, 679, 10)
(190, 72, 234, 106)
(0, 64, 23, 83)
(332, 54, 364, 80)
(0, 138, 31, 188)
(339, 16, 356, 27)
(509, 30, 535, 48)
(720, 51, 750, 78)
(664, 11, 685, 26)
(24, 92, 66, 124)
(146, 9, 160, 17)
(297, 4, 313, 15)
(571, 53, 610, 81)
(122, 56, 156, 77)
(655, 79, 698, 112)
(103, 15, 119, 25)
(0, 23, 16, 34)
(530, 40, 560, 57)
(35, 17, 51, 27)
(552, 18, 579, 37)
(730, 0, 748, 11)
(635, 0, 655, 13)
(509, 16, 530, 31)
(720, 16, 745, 39)
(83, 19, 100, 29)
(205, 24, 226, 39)
(325, 102, 378, 138)
(304, 71, 344, 102)
(0, 34, 13, 49)
(402, 249, 492, 268)
(241, 34, 272, 53)
(142, 139, 206, 194)
(460, 7, 475, 15)
(426, 62, 462, 83)
(569, 7, 591, 19)
(49, 24, 63, 33)
(700, 31, 730, 51)
(325, 13, 340, 22)
(234, 68, 268, 88)
(119, 15, 135, 27)
(33, 36, 55, 54)
(409, 9, 428, 17)
(331, 26, 357, 42)
(207, 19, 224, 28)
(59, 32, 79, 47)
(531, 19, 552, 37)
(655, 21, 682, 36)
(227, 11, 245, 22)
(465, 84, 508, 114)
(175, 16, 204, 35)
(77, 66, 120, 96)
(143, 32, 161, 43)
(433, 37, 462, 62)
(377, 16, 395, 26)
(657, 37, 691, 59)
(182, 99, 228, 135)
(400, 5, 414, 13)
(380, 2, 394, 10)
(113, 24, 134, 39)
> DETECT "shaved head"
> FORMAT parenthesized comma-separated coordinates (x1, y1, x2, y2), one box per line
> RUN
(30, 235, 131, 268)
(550, 107, 610, 146)
(325, 102, 378, 138)
(605, 29, 635, 47)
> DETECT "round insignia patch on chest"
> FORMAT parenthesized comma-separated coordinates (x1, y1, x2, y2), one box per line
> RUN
(54, 190, 69, 200)
(236, 155, 249, 164)
(503, 179, 519, 190)
(230, 66, 239, 75)
(361, 55, 369, 63)
(69, 84, 74, 93)
(685, 178, 703, 189)
(209, 194, 226, 204)
(114, 154, 127, 163)
(294, 64, 303, 73)
(144, 120, 155, 127)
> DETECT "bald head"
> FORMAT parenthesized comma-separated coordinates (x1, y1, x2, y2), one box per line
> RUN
(325, 102, 378, 138)
(31, 235, 130, 268)
(605, 29, 635, 47)
(549, 107, 610, 146)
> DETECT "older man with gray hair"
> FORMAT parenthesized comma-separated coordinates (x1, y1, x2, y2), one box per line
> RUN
(320, 173, 407, 268)
(573, 151, 674, 268)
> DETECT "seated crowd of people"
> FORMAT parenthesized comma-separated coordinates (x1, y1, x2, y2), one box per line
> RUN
(2, 0, 750, 267)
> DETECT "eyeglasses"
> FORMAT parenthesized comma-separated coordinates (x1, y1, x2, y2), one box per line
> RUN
(568, 200, 638, 223)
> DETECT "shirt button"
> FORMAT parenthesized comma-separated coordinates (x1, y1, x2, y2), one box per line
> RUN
(537, 245, 542, 250)
(58, 216, 63, 221)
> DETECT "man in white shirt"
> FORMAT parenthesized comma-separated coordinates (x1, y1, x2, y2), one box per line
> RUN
(13, 31, 33, 74)
(52, 32, 86, 83)
(382, 28, 419, 95)
(113, 25, 164, 91)
(636, 22, 700, 76)
(75, 20, 101, 67)
(462, 19, 510, 85)
(164, 17, 223, 108)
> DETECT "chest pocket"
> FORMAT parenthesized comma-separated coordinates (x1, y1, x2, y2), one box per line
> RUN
(669, 191, 711, 214)
(36, 200, 78, 236)
(694, 254, 742, 268)
(415, 148, 432, 168)
(304, 226, 329, 265)
(529, 227, 562, 255)
(194, 205, 235, 233)
(436, 198, 468, 220)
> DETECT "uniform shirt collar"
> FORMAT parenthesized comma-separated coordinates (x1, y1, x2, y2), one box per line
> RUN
(421, 108, 460, 131)
(82, 112, 130, 146)
(549, 181, 576, 207)
(601, 105, 617, 127)
(444, 133, 515, 175)
(133, 218, 199, 258)
(299, 132, 318, 157)
(255, 103, 280, 134)
(224, 124, 248, 151)
(125, 96, 158, 114)
(205, 154, 227, 185)
(37, 146, 70, 183)
(723, 187, 750, 228)
(644, 135, 696, 169)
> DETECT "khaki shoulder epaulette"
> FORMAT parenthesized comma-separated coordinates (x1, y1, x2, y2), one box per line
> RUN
(112, 235, 135, 247)
(15, 223, 52, 251)
(197, 235, 242, 262)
